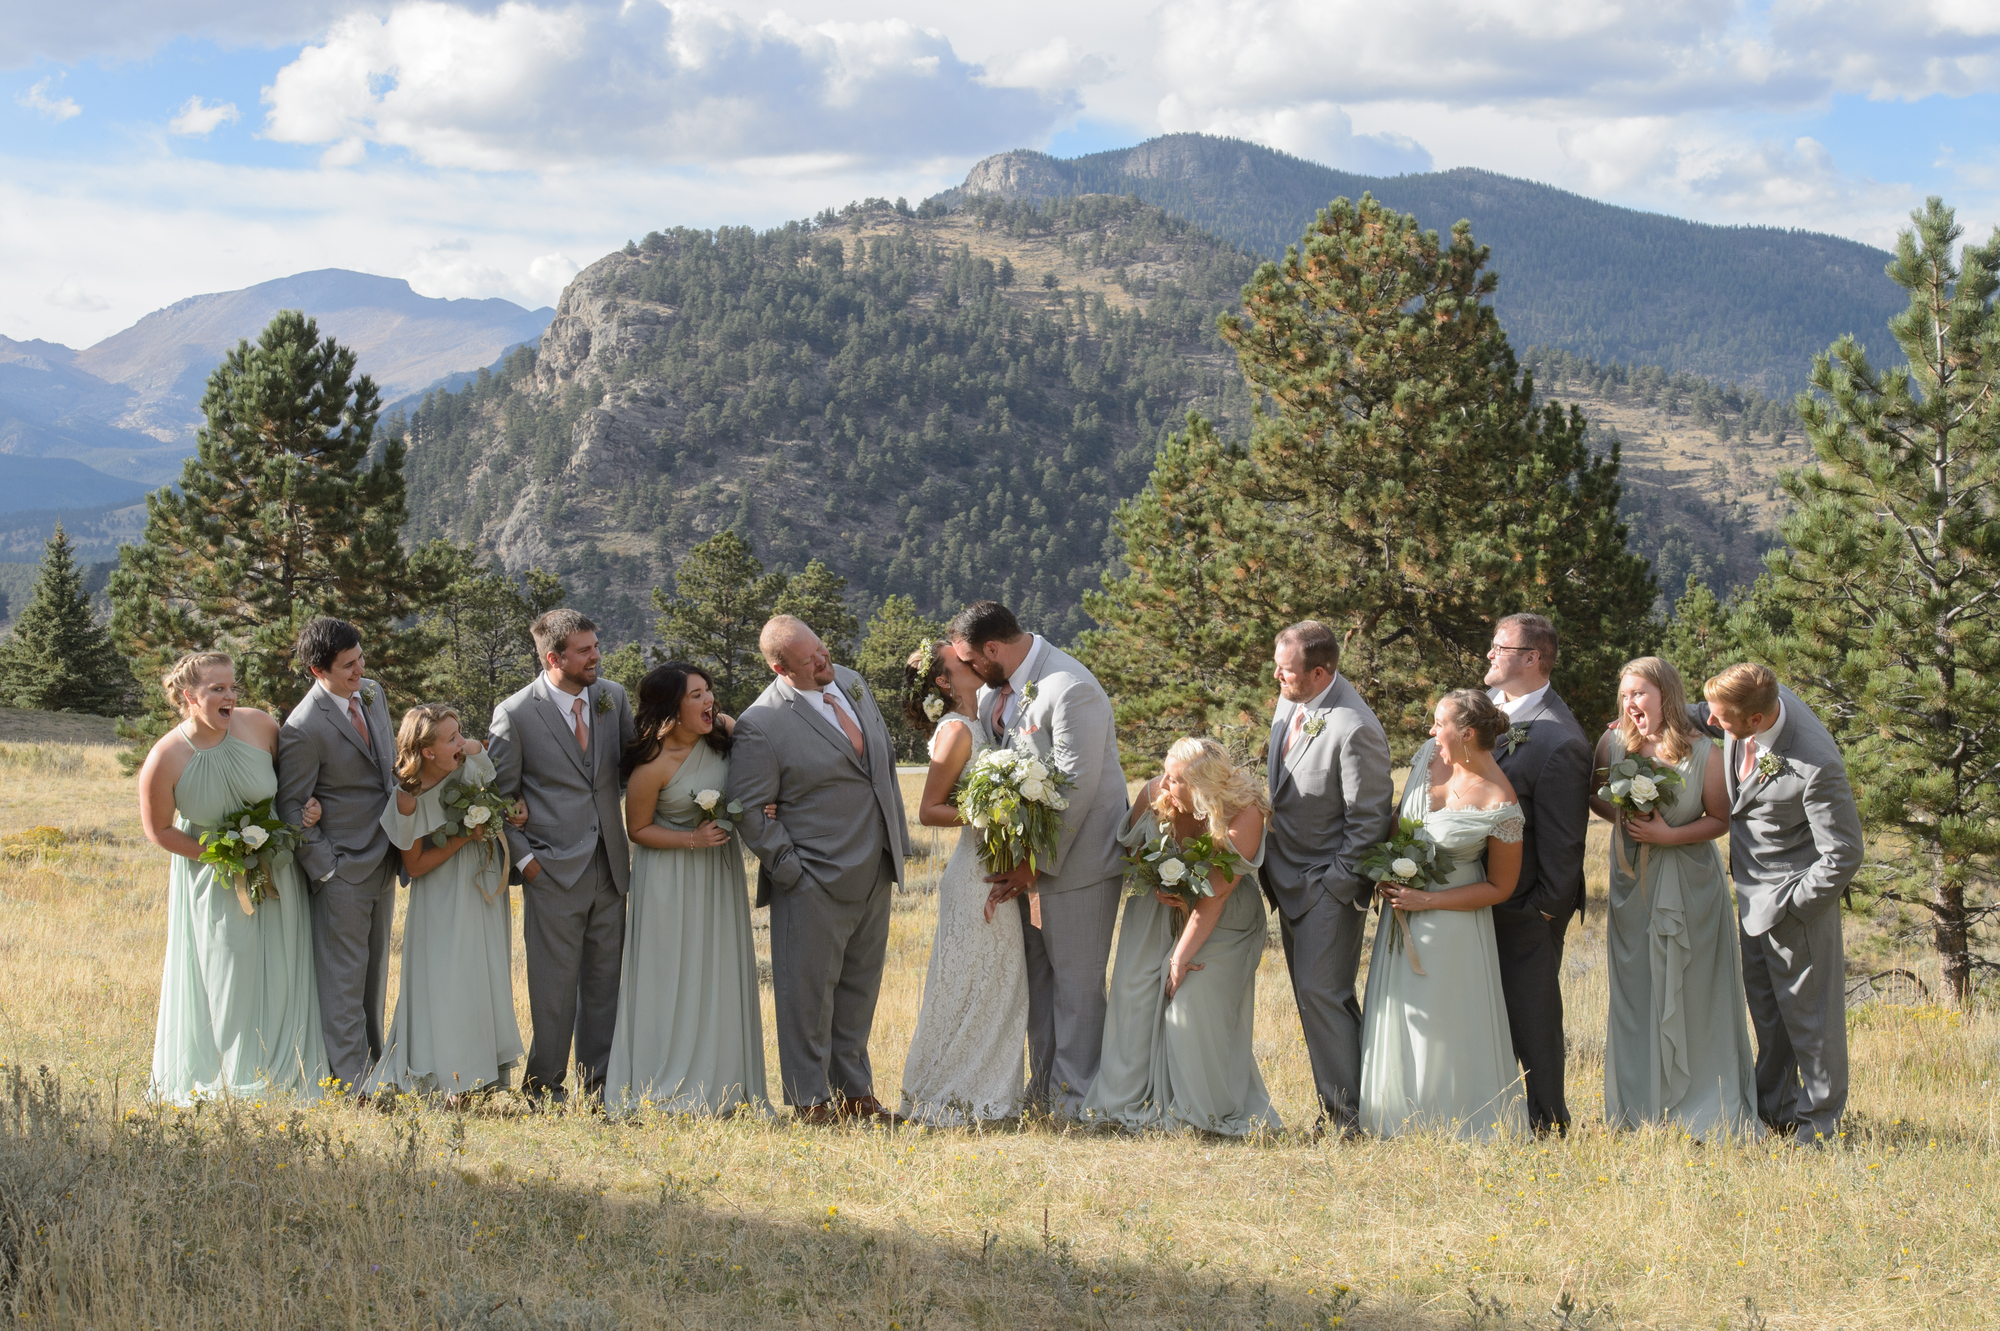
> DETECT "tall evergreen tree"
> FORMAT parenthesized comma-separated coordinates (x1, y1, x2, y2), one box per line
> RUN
(417, 546, 565, 740)
(1744, 198, 2000, 1003)
(0, 523, 133, 715)
(110, 311, 442, 721)
(1082, 196, 1653, 763)
(772, 558, 860, 664)
(855, 593, 945, 762)
(653, 530, 786, 712)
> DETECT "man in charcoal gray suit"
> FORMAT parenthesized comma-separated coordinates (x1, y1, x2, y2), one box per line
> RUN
(1703, 663, 1862, 1143)
(1260, 621, 1394, 1137)
(278, 616, 402, 1095)
(955, 600, 1126, 1118)
(728, 615, 908, 1124)
(1483, 612, 1594, 1135)
(488, 609, 636, 1105)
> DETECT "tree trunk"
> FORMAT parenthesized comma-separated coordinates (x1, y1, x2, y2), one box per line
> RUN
(1935, 875, 1971, 1005)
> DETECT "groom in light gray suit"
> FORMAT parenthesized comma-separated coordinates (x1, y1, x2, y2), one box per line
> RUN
(488, 609, 636, 1104)
(278, 617, 402, 1094)
(954, 600, 1126, 1117)
(728, 615, 907, 1124)
(1703, 663, 1862, 1143)
(1260, 621, 1394, 1136)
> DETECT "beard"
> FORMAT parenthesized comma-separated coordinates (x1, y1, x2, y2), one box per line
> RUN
(966, 654, 1008, 687)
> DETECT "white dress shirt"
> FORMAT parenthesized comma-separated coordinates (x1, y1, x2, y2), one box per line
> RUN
(995, 635, 1046, 732)
(1490, 681, 1550, 720)
(800, 678, 862, 732)
(1733, 698, 1788, 783)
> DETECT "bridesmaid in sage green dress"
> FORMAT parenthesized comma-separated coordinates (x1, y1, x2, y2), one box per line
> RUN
(140, 652, 328, 1104)
(605, 662, 767, 1116)
(362, 704, 526, 1101)
(1360, 690, 1529, 1140)
(1592, 657, 1759, 1138)
(1082, 737, 1279, 1137)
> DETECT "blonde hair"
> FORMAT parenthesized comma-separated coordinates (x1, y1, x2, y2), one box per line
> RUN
(161, 651, 233, 716)
(1616, 656, 1699, 765)
(394, 703, 461, 789)
(1153, 736, 1270, 838)
(1704, 662, 1779, 718)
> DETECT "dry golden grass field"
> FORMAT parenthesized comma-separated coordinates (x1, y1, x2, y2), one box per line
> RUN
(0, 724, 1995, 1329)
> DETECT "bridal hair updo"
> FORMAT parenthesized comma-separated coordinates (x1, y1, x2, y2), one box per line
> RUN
(395, 703, 461, 790)
(1153, 736, 1270, 839)
(161, 651, 234, 716)
(902, 638, 954, 739)
(1437, 689, 1509, 752)
(1616, 656, 1699, 766)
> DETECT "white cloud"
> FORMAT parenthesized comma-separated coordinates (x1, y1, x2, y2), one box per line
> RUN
(1159, 98, 1432, 174)
(980, 38, 1111, 93)
(46, 277, 109, 311)
(525, 253, 581, 304)
(16, 76, 81, 121)
(167, 95, 240, 136)
(259, 1, 1074, 170)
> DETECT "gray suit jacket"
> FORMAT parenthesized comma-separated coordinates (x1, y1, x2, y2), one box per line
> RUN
(975, 637, 1126, 893)
(1725, 685, 1863, 937)
(488, 675, 636, 894)
(1260, 675, 1395, 920)
(728, 666, 908, 909)
(278, 679, 400, 888)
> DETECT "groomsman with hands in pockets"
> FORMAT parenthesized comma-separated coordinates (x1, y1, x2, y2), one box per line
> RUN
(1259, 621, 1394, 1138)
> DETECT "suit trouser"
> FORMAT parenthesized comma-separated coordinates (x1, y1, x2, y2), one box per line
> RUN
(769, 856, 895, 1107)
(1274, 887, 1368, 1128)
(1021, 876, 1121, 1116)
(310, 854, 399, 1091)
(1492, 909, 1573, 1132)
(521, 842, 625, 1099)
(1740, 905, 1848, 1141)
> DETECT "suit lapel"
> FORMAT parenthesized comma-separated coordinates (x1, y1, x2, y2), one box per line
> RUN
(790, 682, 868, 773)
(1266, 711, 1287, 792)
(1731, 727, 1791, 816)
(315, 687, 375, 764)
(535, 680, 590, 780)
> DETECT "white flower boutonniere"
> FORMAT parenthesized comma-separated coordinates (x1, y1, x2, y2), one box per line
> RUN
(359, 685, 376, 709)
(595, 689, 613, 717)
(1021, 679, 1038, 703)
(1755, 749, 1786, 781)
(1497, 722, 1530, 759)
(1300, 709, 1328, 738)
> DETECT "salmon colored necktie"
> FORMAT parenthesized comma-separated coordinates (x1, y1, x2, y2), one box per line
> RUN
(825, 693, 864, 756)
(572, 696, 589, 752)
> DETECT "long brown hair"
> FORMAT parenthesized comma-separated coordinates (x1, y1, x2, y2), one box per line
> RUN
(1617, 656, 1700, 765)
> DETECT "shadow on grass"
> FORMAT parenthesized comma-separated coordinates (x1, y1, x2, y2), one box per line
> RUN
(0, 1065, 1419, 1330)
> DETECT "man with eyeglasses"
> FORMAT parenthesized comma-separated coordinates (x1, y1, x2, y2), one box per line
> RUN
(1483, 613, 1592, 1136)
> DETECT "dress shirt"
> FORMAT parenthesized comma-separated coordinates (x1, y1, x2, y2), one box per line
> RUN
(1490, 681, 1551, 720)
(1733, 698, 1788, 784)
(800, 678, 862, 733)
(996, 635, 1046, 732)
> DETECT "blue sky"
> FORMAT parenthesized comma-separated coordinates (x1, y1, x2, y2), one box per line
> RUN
(7, 0, 2000, 348)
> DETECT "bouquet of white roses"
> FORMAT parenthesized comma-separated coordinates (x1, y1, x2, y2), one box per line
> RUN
(1124, 828, 1249, 916)
(1597, 754, 1684, 817)
(955, 740, 1074, 874)
(196, 796, 299, 916)
(691, 788, 745, 833)
(1359, 817, 1457, 971)
(433, 774, 518, 847)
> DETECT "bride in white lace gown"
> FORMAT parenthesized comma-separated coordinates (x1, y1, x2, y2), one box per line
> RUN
(898, 641, 1029, 1125)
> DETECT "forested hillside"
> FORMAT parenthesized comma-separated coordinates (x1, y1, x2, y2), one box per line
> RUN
(945, 135, 1903, 393)
(399, 195, 1257, 645)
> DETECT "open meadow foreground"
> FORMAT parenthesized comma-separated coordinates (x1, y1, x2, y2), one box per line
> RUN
(1, 731, 1995, 1330)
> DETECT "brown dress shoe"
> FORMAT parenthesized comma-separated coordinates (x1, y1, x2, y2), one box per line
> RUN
(794, 1101, 842, 1127)
(841, 1094, 899, 1124)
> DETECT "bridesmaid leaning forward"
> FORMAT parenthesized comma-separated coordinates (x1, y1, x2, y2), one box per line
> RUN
(1591, 657, 1759, 1138)
(140, 652, 328, 1104)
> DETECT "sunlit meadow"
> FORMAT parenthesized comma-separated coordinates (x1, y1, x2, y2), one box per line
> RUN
(0, 725, 1994, 1328)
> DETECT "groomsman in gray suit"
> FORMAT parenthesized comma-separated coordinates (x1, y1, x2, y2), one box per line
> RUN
(955, 601, 1126, 1117)
(1483, 612, 1593, 1135)
(488, 609, 636, 1104)
(1703, 663, 1862, 1142)
(730, 615, 907, 1123)
(1260, 621, 1394, 1136)
(278, 617, 401, 1095)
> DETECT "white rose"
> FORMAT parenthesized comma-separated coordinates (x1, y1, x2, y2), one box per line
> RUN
(1158, 858, 1187, 884)
(1390, 856, 1418, 878)
(694, 789, 721, 811)
(971, 814, 990, 829)
(464, 805, 492, 828)
(1019, 778, 1047, 802)
(1628, 775, 1659, 803)
(240, 824, 269, 850)
(1025, 760, 1049, 783)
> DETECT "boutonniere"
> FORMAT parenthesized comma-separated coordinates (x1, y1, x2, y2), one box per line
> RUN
(359, 685, 376, 709)
(1754, 749, 1786, 781)
(1300, 709, 1328, 738)
(595, 689, 612, 717)
(1021, 680, 1038, 703)
(1497, 722, 1530, 759)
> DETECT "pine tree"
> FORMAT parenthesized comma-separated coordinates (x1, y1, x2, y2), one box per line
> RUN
(1082, 196, 1654, 763)
(417, 546, 565, 740)
(653, 530, 786, 712)
(855, 593, 945, 763)
(109, 311, 444, 722)
(0, 523, 133, 715)
(1743, 198, 2000, 1003)
(772, 558, 859, 664)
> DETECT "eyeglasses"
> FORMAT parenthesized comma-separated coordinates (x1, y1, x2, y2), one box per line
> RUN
(1488, 644, 1537, 656)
